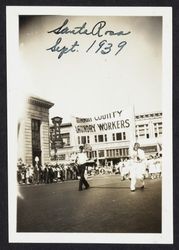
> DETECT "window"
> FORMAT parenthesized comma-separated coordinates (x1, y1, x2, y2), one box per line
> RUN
(98, 135, 104, 142)
(78, 136, 80, 144)
(92, 151, 97, 158)
(158, 127, 162, 135)
(139, 129, 145, 133)
(155, 133, 158, 138)
(112, 149, 115, 156)
(31, 119, 41, 150)
(122, 149, 125, 156)
(124, 148, 128, 156)
(87, 136, 90, 143)
(98, 150, 104, 158)
(94, 135, 97, 143)
(81, 136, 86, 144)
(126, 148, 129, 155)
(116, 133, 122, 140)
(112, 133, 115, 141)
(61, 133, 70, 146)
(138, 128, 145, 138)
(146, 134, 149, 139)
(105, 134, 107, 142)
(123, 132, 126, 140)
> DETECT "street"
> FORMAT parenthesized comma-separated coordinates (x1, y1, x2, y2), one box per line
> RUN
(17, 175, 161, 233)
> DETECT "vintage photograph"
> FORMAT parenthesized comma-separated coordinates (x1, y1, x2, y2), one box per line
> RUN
(7, 7, 172, 243)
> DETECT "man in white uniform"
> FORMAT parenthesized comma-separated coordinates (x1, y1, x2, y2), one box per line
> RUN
(76, 146, 90, 191)
(130, 143, 146, 192)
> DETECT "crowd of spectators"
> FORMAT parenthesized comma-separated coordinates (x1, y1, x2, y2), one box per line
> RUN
(17, 153, 162, 185)
(17, 160, 79, 185)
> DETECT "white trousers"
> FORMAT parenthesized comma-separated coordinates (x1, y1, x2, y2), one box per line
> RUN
(130, 163, 145, 190)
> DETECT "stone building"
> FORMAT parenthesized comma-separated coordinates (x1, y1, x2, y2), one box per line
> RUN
(17, 96, 54, 166)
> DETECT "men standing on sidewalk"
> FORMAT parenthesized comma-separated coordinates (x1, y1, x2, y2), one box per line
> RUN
(76, 145, 90, 191)
(130, 142, 146, 192)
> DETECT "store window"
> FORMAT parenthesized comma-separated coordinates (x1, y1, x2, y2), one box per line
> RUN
(98, 150, 104, 158)
(126, 148, 129, 156)
(119, 149, 122, 156)
(61, 133, 70, 146)
(92, 151, 97, 158)
(116, 149, 119, 156)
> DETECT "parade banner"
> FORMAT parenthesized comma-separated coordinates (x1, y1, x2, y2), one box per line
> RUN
(71, 106, 136, 145)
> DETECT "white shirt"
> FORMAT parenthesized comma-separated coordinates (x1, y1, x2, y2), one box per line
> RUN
(77, 152, 88, 165)
(131, 148, 145, 163)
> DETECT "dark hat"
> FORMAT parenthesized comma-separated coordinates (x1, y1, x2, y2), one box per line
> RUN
(134, 142, 140, 147)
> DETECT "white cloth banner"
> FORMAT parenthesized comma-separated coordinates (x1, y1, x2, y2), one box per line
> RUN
(71, 106, 135, 147)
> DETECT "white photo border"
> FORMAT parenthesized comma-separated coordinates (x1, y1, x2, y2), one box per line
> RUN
(7, 6, 173, 244)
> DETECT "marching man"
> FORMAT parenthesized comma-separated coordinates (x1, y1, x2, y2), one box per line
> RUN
(130, 142, 146, 192)
(76, 145, 90, 191)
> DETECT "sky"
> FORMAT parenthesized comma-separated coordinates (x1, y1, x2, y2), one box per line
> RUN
(18, 15, 162, 123)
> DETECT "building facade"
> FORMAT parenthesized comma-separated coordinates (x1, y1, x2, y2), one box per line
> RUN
(50, 111, 162, 166)
(135, 112, 162, 156)
(17, 96, 54, 166)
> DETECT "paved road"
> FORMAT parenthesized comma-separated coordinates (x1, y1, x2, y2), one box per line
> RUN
(17, 175, 161, 233)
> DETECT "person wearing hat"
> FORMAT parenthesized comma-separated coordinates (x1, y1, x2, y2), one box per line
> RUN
(129, 142, 146, 192)
(76, 145, 90, 191)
